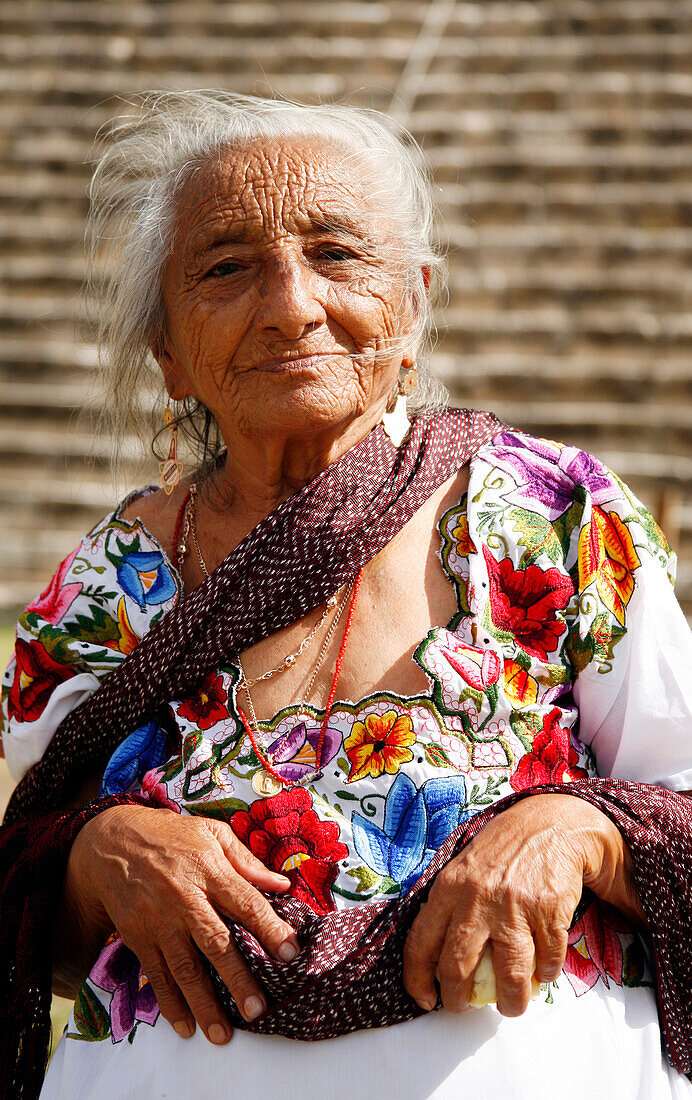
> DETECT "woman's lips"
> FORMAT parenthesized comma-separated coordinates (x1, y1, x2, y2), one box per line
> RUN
(254, 353, 337, 373)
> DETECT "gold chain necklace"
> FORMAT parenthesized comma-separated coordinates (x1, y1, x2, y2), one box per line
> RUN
(180, 481, 346, 688)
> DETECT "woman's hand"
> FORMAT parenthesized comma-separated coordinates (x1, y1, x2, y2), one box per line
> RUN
(403, 793, 645, 1018)
(57, 804, 299, 1045)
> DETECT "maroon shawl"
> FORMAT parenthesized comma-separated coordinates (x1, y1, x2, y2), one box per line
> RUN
(2, 409, 692, 1095)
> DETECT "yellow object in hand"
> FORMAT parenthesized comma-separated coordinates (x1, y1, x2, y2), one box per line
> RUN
(469, 945, 541, 1008)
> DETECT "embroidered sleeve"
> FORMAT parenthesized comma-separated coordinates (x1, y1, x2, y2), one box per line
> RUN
(467, 430, 691, 791)
(567, 471, 692, 789)
(0, 511, 179, 782)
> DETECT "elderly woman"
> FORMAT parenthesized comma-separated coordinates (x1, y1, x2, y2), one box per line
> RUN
(1, 92, 692, 1100)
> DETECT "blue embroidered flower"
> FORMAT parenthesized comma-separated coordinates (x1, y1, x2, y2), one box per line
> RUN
(352, 773, 474, 894)
(101, 720, 169, 796)
(117, 551, 176, 611)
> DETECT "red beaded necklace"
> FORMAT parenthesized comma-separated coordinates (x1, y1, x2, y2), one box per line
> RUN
(238, 566, 363, 789)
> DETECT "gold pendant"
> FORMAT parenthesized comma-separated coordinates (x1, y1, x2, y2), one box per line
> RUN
(252, 769, 283, 798)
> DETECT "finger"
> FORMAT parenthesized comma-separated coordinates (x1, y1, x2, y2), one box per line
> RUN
(211, 870, 300, 962)
(161, 929, 234, 1045)
(211, 825, 292, 894)
(189, 907, 269, 1024)
(403, 899, 452, 1011)
(436, 922, 488, 1014)
(137, 947, 197, 1040)
(491, 932, 536, 1018)
(533, 921, 568, 985)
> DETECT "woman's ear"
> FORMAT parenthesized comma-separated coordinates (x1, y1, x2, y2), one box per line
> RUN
(422, 265, 431, 293)
(150, 334, 188, 401)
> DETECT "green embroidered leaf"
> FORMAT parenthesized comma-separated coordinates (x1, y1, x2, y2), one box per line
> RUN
(589, 613, 626, 664)
(337, 757, 350, 776)
(63, 607, 120, 648)
(182, 731, 203, 765)
(552, 500, 584, 558)
(184, 797, 249, 822)
(336, 790, 358, 801)
(73, 983, 111, 1041)
(566, 630, 593, 678)
(424, 743, 453, 769)
(511, 508, 563, 566)
(346, 865, 382, 893)
(510, 710, 542, 752)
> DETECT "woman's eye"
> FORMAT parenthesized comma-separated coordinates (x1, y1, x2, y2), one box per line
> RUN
(208, 260, 242, 278)
(318, 245, 356, 262)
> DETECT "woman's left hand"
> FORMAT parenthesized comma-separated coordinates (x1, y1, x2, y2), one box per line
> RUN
(403, 792, 645, 1018)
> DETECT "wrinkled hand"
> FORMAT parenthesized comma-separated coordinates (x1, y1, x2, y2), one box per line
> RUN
(403, 793, 640, 1018)
(63, 804, 299, 1044)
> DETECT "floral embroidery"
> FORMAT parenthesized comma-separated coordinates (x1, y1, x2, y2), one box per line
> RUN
(265, 721, 342, 782)
(352, 773, 473, 894)
(231, 787, 348, 914)
(503, 659, 538, 706)
(89, 935, 160, 1042)
(510, 708, 588, 791)
(578, 508, 641, 626)
(344, 710, 416, 782)
(25, 546, 83, 624)
(451, 513, 476, 557)
(441, 643, 501, 691)
(100, 720, 169, 797)
(483, 545, 574, 661)
(491, 431, 614, 519)
(563, 901, 628, 996)
(6, 637, 76, 723)
(102, 597, 140, 655)
(116, 550, 177, 611)
(178, 672, 229, 730)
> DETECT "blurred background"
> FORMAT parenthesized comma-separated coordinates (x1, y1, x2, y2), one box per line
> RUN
(2, 2, 692, 772)
(1, 0, 691, 1046)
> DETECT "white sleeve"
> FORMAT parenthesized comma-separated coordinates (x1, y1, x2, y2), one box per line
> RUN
(572, 492, 692, 791)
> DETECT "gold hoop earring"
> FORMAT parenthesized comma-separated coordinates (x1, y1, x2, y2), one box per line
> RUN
(159, 398, 184, 495)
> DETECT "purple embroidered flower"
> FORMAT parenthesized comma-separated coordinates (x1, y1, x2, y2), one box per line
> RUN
(266, 721, 341, 782)
(491, 431, 615, 519)
(90, 935, 159, 1042)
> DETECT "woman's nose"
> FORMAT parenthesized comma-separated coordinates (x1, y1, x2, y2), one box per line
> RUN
(257, 254, 327, 340)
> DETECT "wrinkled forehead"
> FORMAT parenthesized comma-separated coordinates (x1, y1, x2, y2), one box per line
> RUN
(173, 137, 392, 256)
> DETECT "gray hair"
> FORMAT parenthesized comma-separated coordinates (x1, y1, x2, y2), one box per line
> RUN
(85, 90, 448, 470)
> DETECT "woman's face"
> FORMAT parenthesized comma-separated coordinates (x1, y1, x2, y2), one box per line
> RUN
(157, 138, 420, 443)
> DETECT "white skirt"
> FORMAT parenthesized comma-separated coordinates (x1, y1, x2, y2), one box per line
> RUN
(43, 980, 691, 1100)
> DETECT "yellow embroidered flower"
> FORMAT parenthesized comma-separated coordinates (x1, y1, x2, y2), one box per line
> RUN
(578, 509, 641, 626)
(451, 513, 476, 557)
(344, 710, 416, 783)
(503, 659, 539, 707)
(104, 597, 140, 654)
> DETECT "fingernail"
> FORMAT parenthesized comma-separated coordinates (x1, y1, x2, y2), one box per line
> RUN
(244, 995, 265, 1021)
(209, 1024, 229, 1044)
(173, 1020, 193, 1039)
(278, 939, 299, 962)
(418, 997, 436, 1012)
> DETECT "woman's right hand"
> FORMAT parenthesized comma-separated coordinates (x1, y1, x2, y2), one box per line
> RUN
(61, 803, 299, 1045)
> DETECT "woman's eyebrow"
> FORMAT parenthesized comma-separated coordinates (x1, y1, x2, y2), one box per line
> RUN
(189, 212, 375, 261)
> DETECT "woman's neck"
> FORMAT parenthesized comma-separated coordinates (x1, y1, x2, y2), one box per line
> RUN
(209, 403, 388, 529)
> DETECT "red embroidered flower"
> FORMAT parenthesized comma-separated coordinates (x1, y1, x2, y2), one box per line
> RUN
(563, 901, 628, 996)
(177, 672, 229, 730)
(25, 547, 82, 625)
(7, 638, 76, 723)
(483, 545, 574, 661)
(510, 707, 588, 791)
(231, 787, 348, 914)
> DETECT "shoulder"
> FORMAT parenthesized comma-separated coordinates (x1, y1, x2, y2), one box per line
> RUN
(117, 478, 192, 565)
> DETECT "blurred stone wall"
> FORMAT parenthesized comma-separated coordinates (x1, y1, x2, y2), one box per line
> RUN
(1, 0, 691, 616)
